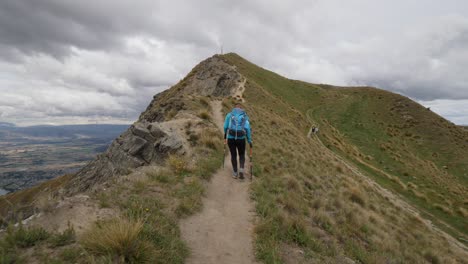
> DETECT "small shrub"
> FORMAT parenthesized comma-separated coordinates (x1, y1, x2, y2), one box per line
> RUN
(5, 225, 50, 248)
(198, 110, 211, 120)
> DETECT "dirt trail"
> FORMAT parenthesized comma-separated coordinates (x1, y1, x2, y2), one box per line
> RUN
(180, 101, 258, 264)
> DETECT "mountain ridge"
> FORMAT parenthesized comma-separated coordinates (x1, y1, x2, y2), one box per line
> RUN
(0, 53, 467, 263)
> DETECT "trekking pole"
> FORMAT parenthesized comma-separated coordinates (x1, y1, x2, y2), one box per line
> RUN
(249, 146, 253, 181)
(223, 139, 226, 168)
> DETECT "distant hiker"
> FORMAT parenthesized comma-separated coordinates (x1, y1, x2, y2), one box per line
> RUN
(312, 126, 319, 134)
(224, 103, 252, 180)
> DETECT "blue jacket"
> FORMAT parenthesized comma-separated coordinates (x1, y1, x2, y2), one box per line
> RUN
(223, 108, 252, 143)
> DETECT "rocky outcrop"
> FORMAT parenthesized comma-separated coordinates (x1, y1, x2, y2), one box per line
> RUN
(66, 54, 244, 194)
(66, 117, 186, 193)
(182, 55, 243, 97)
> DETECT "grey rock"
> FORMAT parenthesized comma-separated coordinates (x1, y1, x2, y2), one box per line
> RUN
(149, 123, 166, 138)
(181, 56, 242, 97)
(132, 122, 155, 142)
(126, 136, 148, 156)
(157, 134, 183, 153)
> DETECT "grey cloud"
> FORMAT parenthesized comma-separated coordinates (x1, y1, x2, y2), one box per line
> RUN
(1, 0, 468, 125)
(0, 0, 155, 57)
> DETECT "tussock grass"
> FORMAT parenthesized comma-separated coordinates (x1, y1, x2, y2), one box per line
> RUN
(199, 129, 223, 151)
(198, 110, 211, 120)
(81, 218, 153, 263)
(347, 188, 367, 207)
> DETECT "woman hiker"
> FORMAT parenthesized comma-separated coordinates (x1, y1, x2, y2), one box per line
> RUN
(223, 103, 252, 180)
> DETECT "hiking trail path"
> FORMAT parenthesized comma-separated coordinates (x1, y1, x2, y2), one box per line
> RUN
(180, 100, 258, 264)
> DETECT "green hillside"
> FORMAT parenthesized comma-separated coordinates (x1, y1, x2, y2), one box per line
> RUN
(221, 53, 468, 263)
(2, 53, 466, 263)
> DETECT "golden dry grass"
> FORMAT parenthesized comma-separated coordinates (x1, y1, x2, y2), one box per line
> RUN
(80, 218, 153, 263)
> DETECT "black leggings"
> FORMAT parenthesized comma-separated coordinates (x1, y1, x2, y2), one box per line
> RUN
(228, 138, 245, 172)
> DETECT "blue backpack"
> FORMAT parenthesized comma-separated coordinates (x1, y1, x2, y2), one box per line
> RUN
(228, 109, 248, 138)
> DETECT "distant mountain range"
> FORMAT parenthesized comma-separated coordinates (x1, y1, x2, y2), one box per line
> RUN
(0, 122, 15, 127)
(0, 123, 130, 140)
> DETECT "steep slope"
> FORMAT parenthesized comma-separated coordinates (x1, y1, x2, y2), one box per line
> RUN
(308, 87, 468, 239)
(220, 53, 468, 263)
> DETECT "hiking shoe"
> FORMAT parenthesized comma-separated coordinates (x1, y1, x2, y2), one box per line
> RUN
(239, 168, 245, 180)
(232, 171, 238, 179)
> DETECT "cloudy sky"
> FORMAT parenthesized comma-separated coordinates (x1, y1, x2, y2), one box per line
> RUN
(1, 0, 467, 126)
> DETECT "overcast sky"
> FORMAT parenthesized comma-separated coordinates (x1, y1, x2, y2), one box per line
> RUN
(1, 0, 468, 126)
